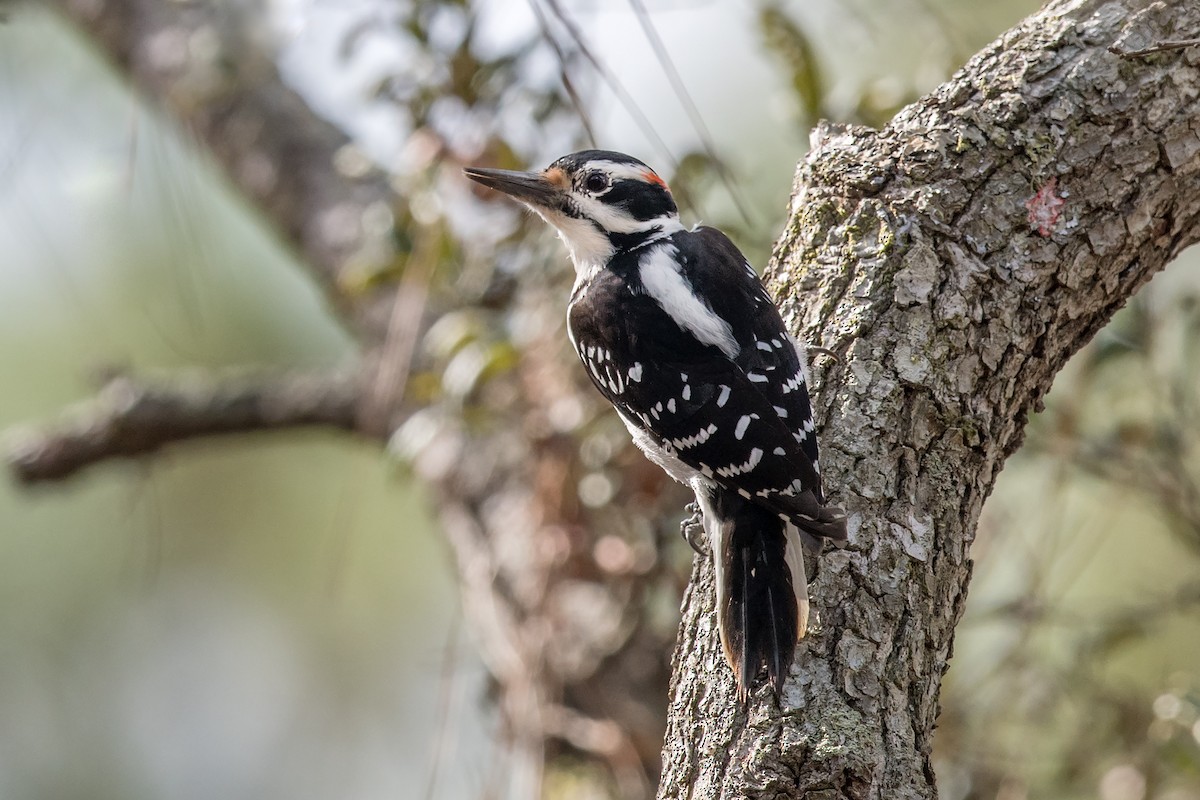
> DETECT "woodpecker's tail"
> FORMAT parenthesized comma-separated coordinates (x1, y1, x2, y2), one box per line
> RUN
(701, 488, 807, 702)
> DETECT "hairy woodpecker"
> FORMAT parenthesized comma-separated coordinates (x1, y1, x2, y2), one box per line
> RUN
(465, 150, 847, 700)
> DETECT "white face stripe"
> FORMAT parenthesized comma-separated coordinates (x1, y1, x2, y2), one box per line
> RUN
(571, 196, 683, 235)
(580, 159, 663, 184)
(639, 244, 739, 359)
(528, 202, 682, 284)
(525, 157, 682, 278)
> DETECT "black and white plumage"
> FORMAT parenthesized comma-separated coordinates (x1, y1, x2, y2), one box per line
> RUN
(465, 150, 846, 700)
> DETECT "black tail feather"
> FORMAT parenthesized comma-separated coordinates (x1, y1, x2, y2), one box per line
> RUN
(713, 493, 801, 702)
(795, 503, 848, 542)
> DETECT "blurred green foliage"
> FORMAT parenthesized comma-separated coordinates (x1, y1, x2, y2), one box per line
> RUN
(0, 12, 482, 800)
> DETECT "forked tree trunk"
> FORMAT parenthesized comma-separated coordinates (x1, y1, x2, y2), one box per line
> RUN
(658, 1, 1200, 796)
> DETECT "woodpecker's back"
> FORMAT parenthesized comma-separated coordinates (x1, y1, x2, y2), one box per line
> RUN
(465, 150, 847, 701)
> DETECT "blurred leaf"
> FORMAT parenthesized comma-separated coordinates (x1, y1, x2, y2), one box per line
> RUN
(665, 150, 717, 219)
(758, 5, 825, 124)
(424, 308, 486, 360)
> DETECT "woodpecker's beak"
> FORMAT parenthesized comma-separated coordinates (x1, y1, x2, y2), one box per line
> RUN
(463, 166, 559, 208)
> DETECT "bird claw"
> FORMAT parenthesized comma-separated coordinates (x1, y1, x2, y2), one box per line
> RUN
(680, 502, 706, 555)
(808, 346, 839, 363)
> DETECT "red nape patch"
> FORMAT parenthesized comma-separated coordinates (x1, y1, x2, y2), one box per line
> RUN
(642, 170, 670, 191)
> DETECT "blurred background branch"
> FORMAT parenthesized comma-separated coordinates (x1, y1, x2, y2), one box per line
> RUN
(7, 370, 364, 484)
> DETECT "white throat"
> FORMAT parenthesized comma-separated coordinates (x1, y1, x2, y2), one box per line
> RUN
(532, 204, 684, 282)
(541, 210, 613, 279)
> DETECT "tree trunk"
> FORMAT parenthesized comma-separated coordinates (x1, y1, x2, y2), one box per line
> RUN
(658, 1, 1200, 796)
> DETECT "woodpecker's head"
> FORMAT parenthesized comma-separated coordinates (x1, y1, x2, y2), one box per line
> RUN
(465, 150, 681, 271)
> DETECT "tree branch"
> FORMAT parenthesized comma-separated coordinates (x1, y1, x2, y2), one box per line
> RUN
(6, 371, 365, 484)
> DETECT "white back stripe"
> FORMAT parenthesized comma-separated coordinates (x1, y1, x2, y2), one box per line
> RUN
(639, 244, 739, 359)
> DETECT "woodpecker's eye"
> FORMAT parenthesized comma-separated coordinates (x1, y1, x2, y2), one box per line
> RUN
(584, 173, 609, 194)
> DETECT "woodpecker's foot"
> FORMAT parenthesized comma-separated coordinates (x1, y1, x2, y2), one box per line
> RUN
(680, 503, 706, 555)
(808, 345, 839, 363)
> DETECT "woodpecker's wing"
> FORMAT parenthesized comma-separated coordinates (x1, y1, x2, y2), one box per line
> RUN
(687, 228, 823, 483)
(567, 228, 844, 538)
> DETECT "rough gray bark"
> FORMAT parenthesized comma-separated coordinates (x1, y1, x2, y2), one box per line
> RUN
(658, 1, 1200, 797)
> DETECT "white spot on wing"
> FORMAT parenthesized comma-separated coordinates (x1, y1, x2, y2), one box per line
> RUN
(717, 385, 731, 407)
(628, 362, 643, 382)
(672, 425, 715, 449)
(716, 448, 765, 478)
(735, 415, 752, 440)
